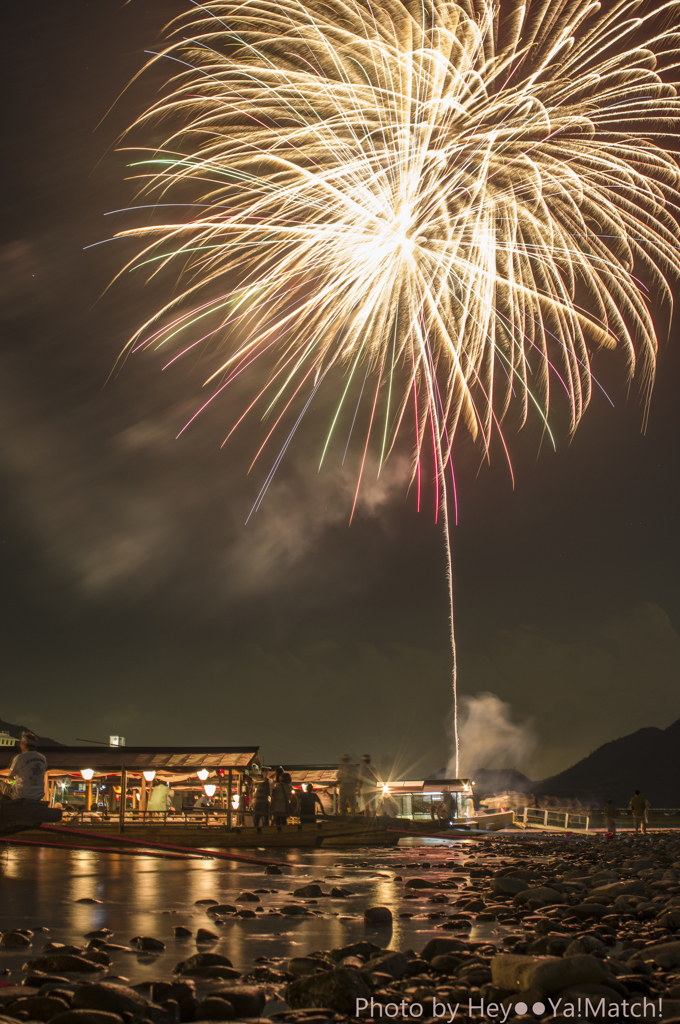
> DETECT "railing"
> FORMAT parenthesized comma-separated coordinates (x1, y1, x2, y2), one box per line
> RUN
(521, 807, 590, 831)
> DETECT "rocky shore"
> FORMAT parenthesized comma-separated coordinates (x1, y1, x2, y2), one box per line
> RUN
(2, 833, 680, 1024)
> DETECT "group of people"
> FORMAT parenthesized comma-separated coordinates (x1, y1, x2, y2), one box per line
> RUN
(251, 770, 325, 827)
(603, 790, 652, 835)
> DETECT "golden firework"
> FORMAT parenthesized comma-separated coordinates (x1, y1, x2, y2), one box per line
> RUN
(117, 0, 680, 770)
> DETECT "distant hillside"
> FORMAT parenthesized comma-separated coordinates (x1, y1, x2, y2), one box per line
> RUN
(536, 718, 680, 807)
(0, 717, 63, 747)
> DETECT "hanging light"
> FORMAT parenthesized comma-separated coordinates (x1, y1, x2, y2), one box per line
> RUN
(197, 769, 209, 781)
(143, 770, 156, 782)
(232, 793, 240, 809)
(203, 784, 216, 797)
(81, 769, 94, 781)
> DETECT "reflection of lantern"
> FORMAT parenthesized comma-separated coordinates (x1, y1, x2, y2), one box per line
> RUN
(197, 769, 209, 781)
(143, 770, 156, 782)
(204, 784, 216, 797)
(81, 769, 94, 781)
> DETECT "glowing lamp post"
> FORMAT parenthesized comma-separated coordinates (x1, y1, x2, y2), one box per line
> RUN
(141, 770, 156, 816)
(81, 769, 94, 812)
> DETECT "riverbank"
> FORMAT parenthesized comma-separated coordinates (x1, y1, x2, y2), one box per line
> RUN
(1, 831, 680, 1022)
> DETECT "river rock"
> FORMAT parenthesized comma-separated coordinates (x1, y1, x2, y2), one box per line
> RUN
(293, 885, 324, 898)
(404, 878, 438, 889)
(72, 983, 151, 1016)
(1, 932, 32, 947)
(491, 953, 611, 996)
(421, 938, 468, 961)
(493, 878, 530, 896)
(458, 963, 492, 986)
(194, 900, 218, 906)
(286, 969, 372, 1013)
(75, 899, 102, 905)
(589, 881, 645, 900)
(638, 941, 680, 964)
(569, 903, 609, 918)
(235, 893, 260, 903)
(212, 987, 265, 1017)
(7, 995, 70, 1020)
(131, 936, 165, 951)
(182, 968, 240, 981)
(431, 954, 463, 972)
(196, 930, 219, 943)
(175, 928, 192, 937)
(279, 905, 309, 916)
(564, 937, 606, 957)
(288, 958, 328, 978)
(50, 1012, 124, 1024)
(264, 866, 282, 875)
(330, 942, 380, 962)
(24, 956, 105, 974)
(363, 907, 392, 926)
(193, 998, 236, 1021)
(513, 887, 564, 905)
(363, 952, 408, 978)
(174, 954, 233, 975)
(206, 906, 237, 917)
(658, 911, 680, 930)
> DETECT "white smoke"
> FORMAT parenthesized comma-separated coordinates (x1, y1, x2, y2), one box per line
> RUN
(449, 692, 536, 777)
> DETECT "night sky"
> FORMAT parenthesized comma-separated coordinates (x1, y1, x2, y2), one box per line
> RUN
(2, 1, 679, 783)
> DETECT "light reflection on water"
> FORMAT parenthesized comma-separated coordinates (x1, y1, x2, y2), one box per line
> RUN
(0, 842, 504, 984)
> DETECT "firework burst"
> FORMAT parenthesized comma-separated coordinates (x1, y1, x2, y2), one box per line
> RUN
(117, 0, 680, 772)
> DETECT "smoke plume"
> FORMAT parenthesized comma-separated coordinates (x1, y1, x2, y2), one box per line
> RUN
(450, 692, 536, 777)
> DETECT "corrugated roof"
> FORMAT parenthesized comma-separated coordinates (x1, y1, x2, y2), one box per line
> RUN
(0, 746, 259, 773)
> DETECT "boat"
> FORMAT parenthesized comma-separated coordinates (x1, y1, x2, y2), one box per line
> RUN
(0, 799, 62, 838)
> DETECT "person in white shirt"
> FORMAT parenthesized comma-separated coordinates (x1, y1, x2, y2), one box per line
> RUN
(0, 732, 47, 802)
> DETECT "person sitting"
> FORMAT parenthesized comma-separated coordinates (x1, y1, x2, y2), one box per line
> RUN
(0, 732, 47, 802)
(147, 780, 174, 815)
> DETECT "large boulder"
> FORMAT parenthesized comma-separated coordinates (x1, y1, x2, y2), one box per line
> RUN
(404, 878, 439, 889)
(1, 932, 32, 947)
(491, 953, 612, 996)
(286, 969, 372, 1013)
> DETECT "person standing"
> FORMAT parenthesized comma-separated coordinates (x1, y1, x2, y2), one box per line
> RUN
(630, 790, 650, 834)
(252, 777, 271, 827)
(271, 772, 294, 826)
(604, 799, 617, 835)
(357, 754, 380, 817)
(299, 784, 324, 823)
(0, 732, 47, 802)
(336, 754, 359, 814)
(147, 780, 174, 814)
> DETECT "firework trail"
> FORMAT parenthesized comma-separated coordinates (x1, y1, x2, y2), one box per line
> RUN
(116, 0, 680, 774)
